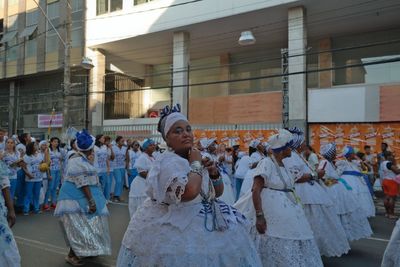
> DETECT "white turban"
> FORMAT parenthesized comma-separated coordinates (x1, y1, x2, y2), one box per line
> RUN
(249, 139, 261, 148)
(39, 140, 48, 147)
(199, 138, 216, 149)
(163, 112, 189, 138)
(268, 129, 292, 152)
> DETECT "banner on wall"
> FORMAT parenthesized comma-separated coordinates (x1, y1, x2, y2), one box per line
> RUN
(193, 129, 278, 151)
(309, 123, 400, 161)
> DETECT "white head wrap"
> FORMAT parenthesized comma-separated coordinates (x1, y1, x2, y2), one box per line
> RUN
(164, 112, 189, 138)
(39, 140, 48, 147)
(268, 129, 293, 152)
(249, 139, 261, 148)
(320, 143, 336, 159)
(16, 144, 26, 153)
(199, 138, 216, 149)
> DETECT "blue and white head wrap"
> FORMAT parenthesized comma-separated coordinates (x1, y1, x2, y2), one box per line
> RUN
(249, 139, 261, 148)
(287, 127, 305, 149)
(268, 129, 293, 153)
(341, 146, 355, 158)
(320, 143, 336, 160)
(142, 139, 155, 151)
(157, 104, 189, 141)
(199, 138, 216, 149)
(75, 129, 95, 151)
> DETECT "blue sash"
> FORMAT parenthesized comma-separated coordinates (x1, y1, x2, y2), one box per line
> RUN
(342, 170, 363, 177)
(337, 178, 353, 190)
(57, 181, 107, 217)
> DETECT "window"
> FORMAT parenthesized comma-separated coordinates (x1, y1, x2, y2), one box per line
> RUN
(5, 15, 18, 61)
(71, 0, 83, 47)
(46, 1, 60, 53)
(134, 0, 155, 5)
(23, 9, 39, 58)
(96, 0, 123, 15)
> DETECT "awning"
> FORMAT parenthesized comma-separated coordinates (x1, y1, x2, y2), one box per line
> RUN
(19, 25, 37, 38)
(0, 31, 17, 43)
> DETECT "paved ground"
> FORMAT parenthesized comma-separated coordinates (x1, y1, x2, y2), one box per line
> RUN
(11, 191, 398, 267)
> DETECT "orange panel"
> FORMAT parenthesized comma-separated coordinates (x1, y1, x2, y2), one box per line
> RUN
(380, 85, 400, 121)
(189, 91, 282, 124)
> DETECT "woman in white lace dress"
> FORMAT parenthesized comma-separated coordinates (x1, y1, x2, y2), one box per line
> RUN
(235, 129, 323, 267)
(283, 128, 350, 257)
(336, 146, 376, 218)
(128, 139, 155, 217)
(319, 143, 372, 241)
(117, 105, 261, 267)
(0, 161, 21, 267)
(55, 130, 111, 266)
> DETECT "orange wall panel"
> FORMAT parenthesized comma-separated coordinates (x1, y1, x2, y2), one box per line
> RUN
(189, 91, 282, 124)
(380, 85, 400, 121)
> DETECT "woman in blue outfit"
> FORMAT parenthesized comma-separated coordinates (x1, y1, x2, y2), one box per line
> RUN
(2, 139, 21, 199)
(112, 136, 127, 202)
(94, 135, 112, 200)
(126, 140, 141, 189)
(22, 142, 47, 215)
(55, 129, 111, 266)
(44, 137, 63, 210)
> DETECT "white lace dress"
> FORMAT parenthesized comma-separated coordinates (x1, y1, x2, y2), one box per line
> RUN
(128, 153, 154, 217)
(117, 151, 262, 267)
(283, 151, 350, 257)
(0, 170, 21, 267)
(234, 158, 323, 267)
(382, 219, 400, 267)
(336, 160, 376, 218)
(319, 160, 372, 241)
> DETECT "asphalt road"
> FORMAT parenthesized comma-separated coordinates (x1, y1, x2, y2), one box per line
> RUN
(11, 195, 397, 267)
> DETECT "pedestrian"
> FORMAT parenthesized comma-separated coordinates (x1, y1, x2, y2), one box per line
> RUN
(0, 160, 21, 266)
(22, 142, 47, 215)
(55, 130, 111, 266)
(125, 140, 141, 189)
(336, 146, 376, 218)
(319, 143, 372, 241)
(0, 128, 8, 152)
(382, 218, 400, 267)
(283, 127, 350, 257)
(128, 139, 155, 216)
(15, 133, 31, 211)
(379, 151, 400, 219)
(117, 104, 261, 267)
(38, 140, 51, 208)
(43, 137, 63, 210)
(235, 129, 323, 267)
(303, 144, 319, 171)
(94, 135, 112, 201)
(2, 138, 21, 199)
(111, 136, 127, 202)
(233, 151, 251, 200)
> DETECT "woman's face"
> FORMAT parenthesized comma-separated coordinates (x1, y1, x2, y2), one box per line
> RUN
(117, 138, 125, 146)
(40, 143, 48, 151)
(51, 139, 59, 148)
(145, 143, 156, 155)
(6, 139, 15, 150)
(132, 142, 140, 152)
(99, 136, 105, 144)
(166, 120, 193, 154)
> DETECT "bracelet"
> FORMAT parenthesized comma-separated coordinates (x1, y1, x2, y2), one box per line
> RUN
(88, 198, 96, 206)
(190, 169, 202, 177)
(256, 211, 264, 218)
(190, 161, 203, 173)
(211, 177, 223, 187)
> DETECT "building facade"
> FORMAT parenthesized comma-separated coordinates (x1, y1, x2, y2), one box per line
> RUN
(0, 0, 86, 140)
(85, 0, 400, 141)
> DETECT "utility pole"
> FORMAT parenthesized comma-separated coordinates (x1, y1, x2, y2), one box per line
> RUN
(281, 48, 289, 128)
(63, 0, 71, 133)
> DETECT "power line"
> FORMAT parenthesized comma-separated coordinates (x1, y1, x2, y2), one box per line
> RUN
(67, 56, 400, 96)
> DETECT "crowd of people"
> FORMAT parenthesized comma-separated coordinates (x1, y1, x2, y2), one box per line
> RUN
(0, 108, 400, 266)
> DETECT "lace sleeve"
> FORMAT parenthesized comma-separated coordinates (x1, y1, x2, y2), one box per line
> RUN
(164, 176, 189, 204)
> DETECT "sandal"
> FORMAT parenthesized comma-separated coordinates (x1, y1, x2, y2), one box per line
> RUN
(65, 255, 84, 266)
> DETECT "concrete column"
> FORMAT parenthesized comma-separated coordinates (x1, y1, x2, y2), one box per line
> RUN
(318, 38, 333, 88)
(88, 49, 106, 134)
(288, 6, 307, 131)
(8, 82, 15, 135)
(172, 31, 190, 117)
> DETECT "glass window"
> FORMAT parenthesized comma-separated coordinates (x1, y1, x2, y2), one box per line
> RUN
(26, 9, 38, 26)
(7, 15, 18, 31)
(46, 1, 60, 53)
(6, 38, 18, 61)
(71, 3, 83, 48)
(25, 39, 37, 58)
(110, 0, 123, 12)
(134, 0, 155, 5)
(96, 0, 109, 15)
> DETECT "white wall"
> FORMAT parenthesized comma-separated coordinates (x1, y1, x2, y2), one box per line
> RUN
(308, 85, 380, 122)
(86, 0, 297, 46)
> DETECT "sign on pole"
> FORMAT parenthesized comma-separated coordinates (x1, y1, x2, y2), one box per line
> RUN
(38, 113, 63, 128)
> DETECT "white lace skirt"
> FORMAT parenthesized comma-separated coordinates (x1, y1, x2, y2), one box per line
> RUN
(129, 176, 147, 198)
(218, 173, 235, 205)
(340, 209, 373, 241)
(323, 183, 358, 215)
(303, 204, 350, 257)
(382, 219, 400, 267)
(59, 213, 112, 257)
(128, 196, 147, 218)
(357, 191, 376, 218)
(0, 238, 21, 267)
(250, 227, 323, 267)
(118, 200, 262, 267)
